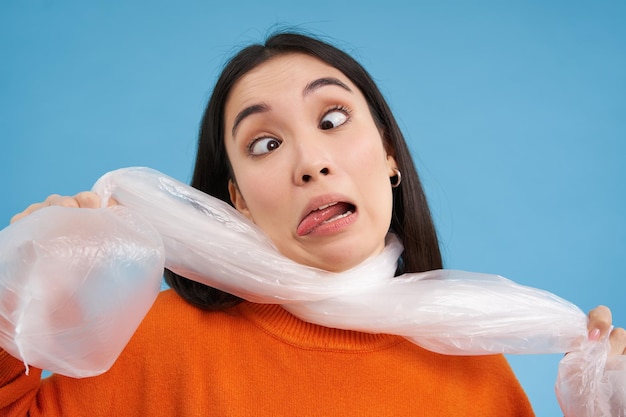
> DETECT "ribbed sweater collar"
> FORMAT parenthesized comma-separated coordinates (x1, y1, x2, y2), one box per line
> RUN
(237, 302, 404, 352)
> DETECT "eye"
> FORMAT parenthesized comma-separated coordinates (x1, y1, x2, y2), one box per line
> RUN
(248, 137, 282, 156)
(319, 107, 350, 130)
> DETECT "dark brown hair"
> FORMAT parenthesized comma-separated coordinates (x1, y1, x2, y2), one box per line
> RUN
(165, 32, 442, 310)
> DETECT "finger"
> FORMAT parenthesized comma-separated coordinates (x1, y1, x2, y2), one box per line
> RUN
(587, 305, 612, 341)
(609, 327, 626, 356)
(9, 193, 93, 225)
(9, 191, 113, 226)
(10, 201, 50, 224)
(51, 195, 80, 209)
(73, 191, 102, 209)
(43, 194, 65, 206)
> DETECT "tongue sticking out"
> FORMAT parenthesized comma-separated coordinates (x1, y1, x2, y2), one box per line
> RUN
(297, 202, 354, 236)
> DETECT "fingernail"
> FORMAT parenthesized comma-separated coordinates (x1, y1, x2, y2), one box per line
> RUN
(588, 328, 601, 341)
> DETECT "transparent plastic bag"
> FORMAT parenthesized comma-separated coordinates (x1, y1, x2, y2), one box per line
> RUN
(93, 168, 589, 353)
(92, 167, 399, 303)
(557, 333, 626, 417)
(0, 205, 164, 377)
(0, 166, 623, 416)
(94, 167, 626, 416)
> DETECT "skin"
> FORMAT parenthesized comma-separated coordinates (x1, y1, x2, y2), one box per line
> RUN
(9, 53, 625, 356)
(224, 53, 398, 273)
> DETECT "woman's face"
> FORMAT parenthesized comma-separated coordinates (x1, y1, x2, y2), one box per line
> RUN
(224, 53, 398, 272)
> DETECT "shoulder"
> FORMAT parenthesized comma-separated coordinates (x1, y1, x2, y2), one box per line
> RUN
(143, 288, 199, 320)
(392, 342, 533, 412)
(114, 290, 247, 369)
(137, 289, 242, 335)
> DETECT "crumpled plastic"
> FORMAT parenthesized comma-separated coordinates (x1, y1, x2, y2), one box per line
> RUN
(556, 334, 626, 417)
(0, 166, 624, 416)
(0, 204, 164, 377)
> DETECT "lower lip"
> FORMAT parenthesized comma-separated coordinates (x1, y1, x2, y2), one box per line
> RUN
(297, 211, 358, 237)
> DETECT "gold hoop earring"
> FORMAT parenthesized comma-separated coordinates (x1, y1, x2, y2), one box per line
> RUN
(390, 168, 402, 188)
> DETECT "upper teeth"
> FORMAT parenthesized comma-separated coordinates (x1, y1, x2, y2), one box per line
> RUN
(317, 202, 338, 211)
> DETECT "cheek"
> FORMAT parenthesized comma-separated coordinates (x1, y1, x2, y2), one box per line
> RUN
(226, 145, 284, 221)
(235, 167, 287, 224)
(344, 134, 389, 181)
(347, 136, 394, 220)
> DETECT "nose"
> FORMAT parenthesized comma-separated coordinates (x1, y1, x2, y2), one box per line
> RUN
(293, 137, 333, 185)
(300, 167, 330, 184)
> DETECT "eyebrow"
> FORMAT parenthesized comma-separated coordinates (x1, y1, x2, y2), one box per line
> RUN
(303, 77, 352, 97)
(232, 103, 271, 137)
(231, 77, 353, 137)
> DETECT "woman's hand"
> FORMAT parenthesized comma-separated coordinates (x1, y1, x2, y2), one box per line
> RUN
(10, 192, 115, 224)
(587, 305, 626, 356)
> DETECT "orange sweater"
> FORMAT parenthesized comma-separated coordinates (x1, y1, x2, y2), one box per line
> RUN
(0, 289, 534, 416)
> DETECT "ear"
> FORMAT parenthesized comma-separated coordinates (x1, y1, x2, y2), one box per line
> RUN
(381, 133, 398, 174)
(228, 179, 253, 221)
(386, 154, 399, 178)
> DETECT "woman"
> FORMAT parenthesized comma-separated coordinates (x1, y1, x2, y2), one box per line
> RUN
(2, 32, 623, 416)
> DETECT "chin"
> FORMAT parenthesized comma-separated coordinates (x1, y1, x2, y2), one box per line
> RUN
(280, 232, 387, 272)
(304, 248, 376, 273)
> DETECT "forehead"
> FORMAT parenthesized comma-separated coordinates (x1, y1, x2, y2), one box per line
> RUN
(226, 53, 355, 109)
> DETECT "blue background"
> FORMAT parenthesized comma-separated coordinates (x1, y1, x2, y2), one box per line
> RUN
(1, 1, 624, 415)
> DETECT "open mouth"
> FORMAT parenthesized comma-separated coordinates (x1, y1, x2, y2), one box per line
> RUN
(297, 201, 357, 236)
